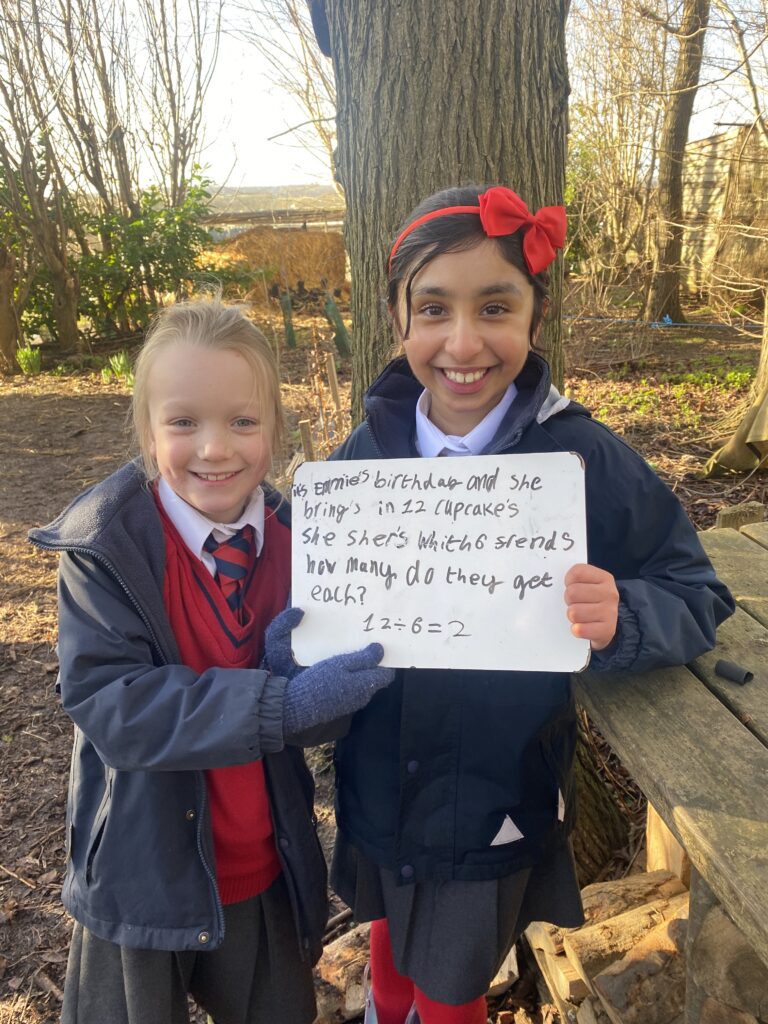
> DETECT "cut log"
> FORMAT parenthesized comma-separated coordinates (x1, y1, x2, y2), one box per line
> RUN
(526, 870, 686, 956)
(563, 891, 689, 989)
(488, 945, 519, 996)
(314, 922, 519, 1022)
(592, 901, 688, 1024)
(544, 950, 590, 1003)
(645, 805, 690, 887)
(528, 941, 580, 1023)
(689, 906, 768, 1019)
(314, 923, 370, 1023)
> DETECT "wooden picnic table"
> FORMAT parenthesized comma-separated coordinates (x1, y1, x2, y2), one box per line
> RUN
(572, 522, 768, 1023)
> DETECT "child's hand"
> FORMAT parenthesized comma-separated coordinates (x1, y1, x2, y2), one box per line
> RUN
(265, 606, 305, 680)
(283, 643, 394, 735)
(564, 564, 619, 651)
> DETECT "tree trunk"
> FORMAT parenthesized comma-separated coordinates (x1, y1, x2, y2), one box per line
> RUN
(323, 0, 569, 420)
(0, 243, 19, 372)
(50, 269, 81, 352)
(643, 0, 710, 323)
(702, 296, 768, 476)
(752, 297, 768, 400)
(571, 714, 632, 884)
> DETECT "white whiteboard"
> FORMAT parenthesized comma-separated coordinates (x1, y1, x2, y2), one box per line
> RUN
(290, 451, 590, 672)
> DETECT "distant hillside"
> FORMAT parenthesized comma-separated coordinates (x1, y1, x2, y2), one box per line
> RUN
(209, 184, 344, 215)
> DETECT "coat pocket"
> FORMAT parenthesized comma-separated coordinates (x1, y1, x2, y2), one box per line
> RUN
(85, 769, 113, 884)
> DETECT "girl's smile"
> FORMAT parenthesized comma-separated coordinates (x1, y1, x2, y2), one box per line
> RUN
(440, 367, 492, 390)
(396, 239, 537, 436)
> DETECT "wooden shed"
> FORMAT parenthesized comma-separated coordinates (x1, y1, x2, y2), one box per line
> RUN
(682, 125, 768, 306)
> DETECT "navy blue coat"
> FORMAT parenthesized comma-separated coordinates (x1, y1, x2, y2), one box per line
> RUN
(29, 463, 329, 956)
(329, 355, 734, 884)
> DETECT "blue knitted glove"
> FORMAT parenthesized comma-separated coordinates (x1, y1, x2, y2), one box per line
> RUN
(265, 606, 305, 680)
(266, 607, 395, 734)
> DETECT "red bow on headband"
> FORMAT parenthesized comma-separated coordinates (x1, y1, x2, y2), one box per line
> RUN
(388, 186, 567, 276)
(478, 187, 567, 276)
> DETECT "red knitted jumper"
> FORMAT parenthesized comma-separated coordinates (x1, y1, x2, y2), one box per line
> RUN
(157, 497, 291, 905)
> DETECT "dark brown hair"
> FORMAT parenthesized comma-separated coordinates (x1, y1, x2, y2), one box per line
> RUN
(387, 185, 550, 343)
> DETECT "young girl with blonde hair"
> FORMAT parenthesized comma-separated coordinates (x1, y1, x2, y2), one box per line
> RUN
(31, 298, 393, 1024)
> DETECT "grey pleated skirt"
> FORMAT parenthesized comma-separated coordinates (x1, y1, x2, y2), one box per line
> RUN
(61, 873, 317, 1024)
(331, 835, 584, 1004)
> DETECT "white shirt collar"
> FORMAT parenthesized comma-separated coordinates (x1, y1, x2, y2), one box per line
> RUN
(157, 476, 265, 575)
(415, 384, 518, 457)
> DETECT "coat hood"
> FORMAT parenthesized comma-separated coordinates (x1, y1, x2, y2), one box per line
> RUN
(361, 353, 583, 458)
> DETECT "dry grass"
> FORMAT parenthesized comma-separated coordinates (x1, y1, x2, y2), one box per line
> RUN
(208, 226, 347, 296)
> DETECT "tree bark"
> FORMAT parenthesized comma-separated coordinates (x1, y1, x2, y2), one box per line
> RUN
(526, 870, 686, 957)
(643, 0, 710, 323)
(702, 297, 768, 475)
(563, 892, 690, 987)
(50, 268, 81, 352)
(322, 0, 570, 419)
(753, 297, 768, 400)
(571, 714, 632, 885)
(592, 902, 689, 1024)
(0, 243, 19, 371)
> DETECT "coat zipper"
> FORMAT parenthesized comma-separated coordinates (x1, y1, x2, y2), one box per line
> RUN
(365, 422, 385, 458)
(33, 539, 226, 944)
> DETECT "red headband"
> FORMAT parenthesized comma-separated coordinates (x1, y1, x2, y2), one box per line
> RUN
(388, 186, 567, 276)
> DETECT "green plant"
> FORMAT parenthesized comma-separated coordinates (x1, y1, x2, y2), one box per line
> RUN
(16, 341, 42, 375)
(77, 171, 215, 336)
(101, 349, 134, 388)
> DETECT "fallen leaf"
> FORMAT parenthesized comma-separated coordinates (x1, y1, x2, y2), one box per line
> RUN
(8, 976, 23, 991)
(43, 662, 59, 674)
(0, 899, 19, 924)
(0, 954, 7, 978)
(38, 870, 58, 885)
(41, 950, 67, 964)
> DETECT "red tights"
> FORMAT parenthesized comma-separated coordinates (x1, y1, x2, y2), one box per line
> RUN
(369, 919, 487, 1024)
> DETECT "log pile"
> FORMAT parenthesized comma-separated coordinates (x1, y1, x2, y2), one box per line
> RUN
(525, 866, 768, 1024)
(525, 870, 689, 1023)
(314, 922, 370, 1023)
(313, 925, 518, 1022)
(311, 806, 768, 1024)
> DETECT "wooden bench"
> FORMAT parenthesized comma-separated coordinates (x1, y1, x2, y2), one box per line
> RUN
(572, 523, 768, 1023)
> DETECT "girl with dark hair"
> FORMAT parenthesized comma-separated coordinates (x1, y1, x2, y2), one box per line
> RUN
(326, 186, 733, 1024)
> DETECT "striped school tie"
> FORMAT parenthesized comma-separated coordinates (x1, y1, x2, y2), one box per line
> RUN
(204, 525, 254, 621)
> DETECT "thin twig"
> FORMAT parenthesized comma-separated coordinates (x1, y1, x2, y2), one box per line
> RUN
(0, 864, 37, 889)
(324, 907, 353, 933)
(29, 824, 64, 850)
(34, 969, 64, 1001)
